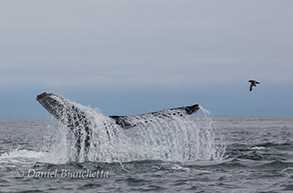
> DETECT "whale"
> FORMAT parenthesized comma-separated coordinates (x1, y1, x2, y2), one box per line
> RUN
(36, 92, 200, 154)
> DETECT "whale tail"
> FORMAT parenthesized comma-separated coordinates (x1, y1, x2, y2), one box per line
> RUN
(36, 92, 200, 155)
(109, 104, 200, 129)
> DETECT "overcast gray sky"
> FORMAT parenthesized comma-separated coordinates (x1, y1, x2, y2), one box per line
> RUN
(0, 1, 292, 118)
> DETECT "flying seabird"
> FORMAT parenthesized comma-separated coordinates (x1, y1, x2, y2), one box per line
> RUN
(248, 80, 260, 91)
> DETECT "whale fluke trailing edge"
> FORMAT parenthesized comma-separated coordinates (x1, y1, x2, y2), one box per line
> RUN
(36, 92, 200, 154)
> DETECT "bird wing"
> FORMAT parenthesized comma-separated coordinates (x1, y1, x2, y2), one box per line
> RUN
(249, 83, 253, 91)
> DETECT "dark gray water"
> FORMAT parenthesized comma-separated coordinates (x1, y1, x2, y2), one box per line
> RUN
(1, 117, 293, 193)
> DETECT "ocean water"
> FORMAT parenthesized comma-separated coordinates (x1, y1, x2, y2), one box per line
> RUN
(0, 115, 293, 193)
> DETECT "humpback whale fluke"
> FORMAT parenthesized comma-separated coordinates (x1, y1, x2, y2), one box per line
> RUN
(248, 80, 260, 91)
(36, 92, 200, 155)
(109, 104, 200, 129)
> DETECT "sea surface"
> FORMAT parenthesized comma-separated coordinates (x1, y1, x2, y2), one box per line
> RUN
(0, 116, 293, 193)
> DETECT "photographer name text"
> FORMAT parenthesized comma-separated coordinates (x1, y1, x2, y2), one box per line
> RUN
(15, 169, 109, 178)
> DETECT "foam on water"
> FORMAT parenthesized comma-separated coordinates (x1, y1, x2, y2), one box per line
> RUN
(0, 146, 48, 167)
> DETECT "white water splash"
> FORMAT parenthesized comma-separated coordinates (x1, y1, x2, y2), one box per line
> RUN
(199, 105, 211, 115)
(38, 99, 225, 163)
(0, 146, 48, 167)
